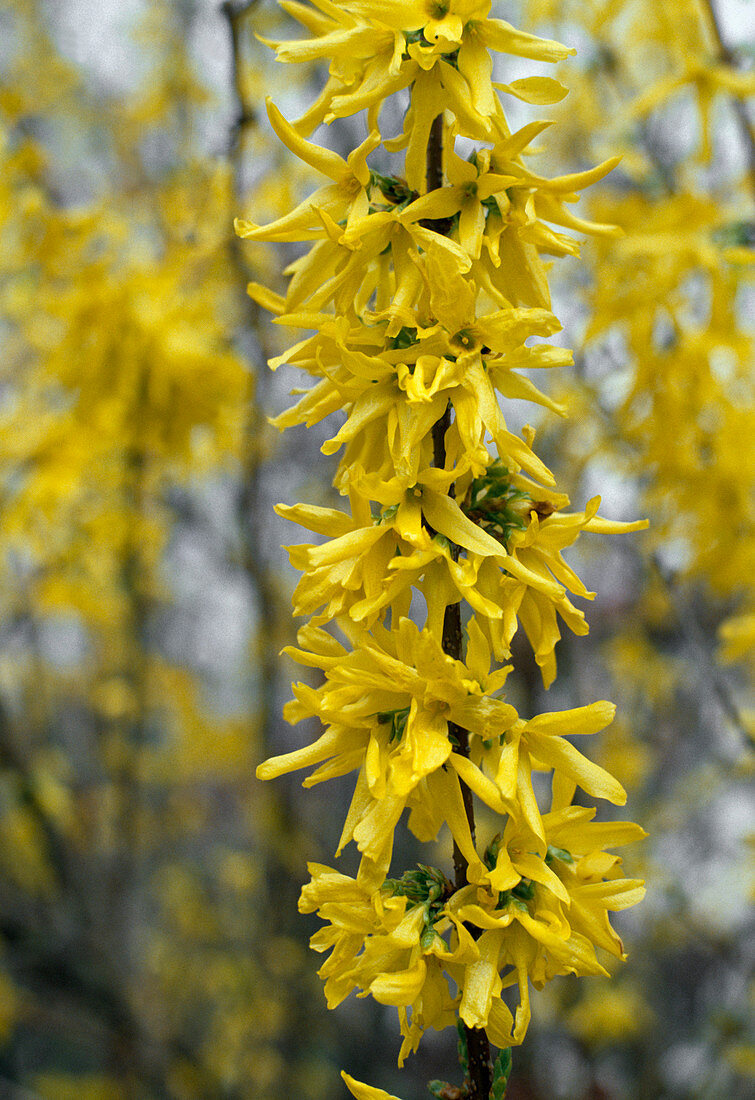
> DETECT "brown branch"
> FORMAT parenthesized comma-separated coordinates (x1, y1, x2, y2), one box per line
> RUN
(221, 8, 316, 1094)
(427, 112, 493, 1100)
(221, 0, 283, 767)
(0, 675, 69, 893)
(650, 555, 751, 749)
(222, 1, 262, 157)
(699, 0, 755, 196)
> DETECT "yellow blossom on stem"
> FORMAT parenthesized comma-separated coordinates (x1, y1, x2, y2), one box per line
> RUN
(244, 1, 647, 1093)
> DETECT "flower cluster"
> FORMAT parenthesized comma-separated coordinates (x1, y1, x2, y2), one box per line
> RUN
(244, 2, 647, 1094)
(533, 0, 754, 684)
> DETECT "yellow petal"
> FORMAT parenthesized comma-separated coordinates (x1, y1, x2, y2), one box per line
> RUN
(424, 245, 476, 334)
(525, 701, 616, 738)
(404, 68, 444, 191)
(275, 501, 354, 538)
(457, 34, 497, 118)
(449, 753, 510, 814)
(322, 385, 397, 455)
(459, 199, 486, 258)
(266, 98, 351, 182)
(534, 156, 622, 194)
(347, 130, 381, 185)
(307, 525, 385, 568)
(369, 957, 427, 1006)
(353, 794, 405, 861)
(575, 880, 646, 911)
(465, 615, 491, 682)
(495, 76, 569, 104)
(480, 20, 575, 63)
(246, 281, 285, 315)
(420, 489, 507, 559)
(486, 996, 515, 1047)
(487, 846, 520, 893)
(400, 187, 464, 224)
(459, 929, 503, 1028)
(427, 767, 486, 883)
(256, 728, 343, 781)
(532, 736, 627, 806)
(341, 1071, 405, 1100)
(513, 851, 569, 903)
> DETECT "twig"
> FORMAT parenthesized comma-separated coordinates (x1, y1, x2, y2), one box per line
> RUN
(699, 0, 755, 196)
(650, 554, 751, 748)
(427, 110, 493, 1100)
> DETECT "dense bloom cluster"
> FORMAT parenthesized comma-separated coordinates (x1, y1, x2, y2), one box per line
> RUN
(585, 191, 754, 634)
(529, 0, 754, 684)
(244, 2, 646, 1094)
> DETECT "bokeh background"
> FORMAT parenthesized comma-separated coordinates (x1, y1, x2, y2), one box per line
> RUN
(0, 0, 752, 1097)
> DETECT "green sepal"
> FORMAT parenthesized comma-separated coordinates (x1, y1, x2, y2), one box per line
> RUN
(545, 844, 574, 865)
(490, 1048, 512, 1100)
(376, 502, 400, 524)
(388, 325, 418, 350)
(384, 865, 452, 948)
(369, 170, 416, 207)
(428, 1081, 451, 1098)
(464, 460, 533, 547)
(420, 925, 445, 951)
(456, 1018, 469, 1078)
(512, 878, 535, 901)
(484, 833, 503, 871)
(376, 705, 411, 743)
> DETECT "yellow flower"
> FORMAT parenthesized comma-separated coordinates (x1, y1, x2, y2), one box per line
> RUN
(301, 862, 475, 1064)
(258, 618, 515, 871)
(399, 135, 620, 258)
(235, 99, 379, 243)
(276, 471, 646, 683)
(474, 491, 648, 685)
(275, 472, 511, 628)
(301, 810, 644, 1059)
(268, 0, 575, 137)
(259, 614, 641, 863)
(444, 810, 645, 1045)
(399, 143, 517, 255)
(567, 985, 654, 1048)
(265, 268, 565, 486)
(452, 695, 628, 845)
(719, 612, 755, 666)
(245, 0, 649, 1079)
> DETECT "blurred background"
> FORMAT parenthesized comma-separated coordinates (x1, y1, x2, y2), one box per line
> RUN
(0, 0, 752, 1097)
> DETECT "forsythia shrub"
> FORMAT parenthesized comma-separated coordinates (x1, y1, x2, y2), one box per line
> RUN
(241, 2, 648, 1096)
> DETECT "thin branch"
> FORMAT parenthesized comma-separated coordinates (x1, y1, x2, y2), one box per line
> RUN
(428, 111, 493, 1100)
(651, 554, 751, 748)
(222, 1, 262, 157)
(0, 694, 69, 893)
(699, 0, 755, 196)
(221, 0, 284, 768)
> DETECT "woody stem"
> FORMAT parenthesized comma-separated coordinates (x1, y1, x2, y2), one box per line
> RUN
(427, 110, 493, 1100)
(699, 0, 755, 196)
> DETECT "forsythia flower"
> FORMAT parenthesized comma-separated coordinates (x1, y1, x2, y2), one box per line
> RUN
(585, 191, 754, 664)
(278, 475, 645, 684)
(301, 801, 645, 1063)
(245, 0, 647, 1091)
(261, 616, 628, 858)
